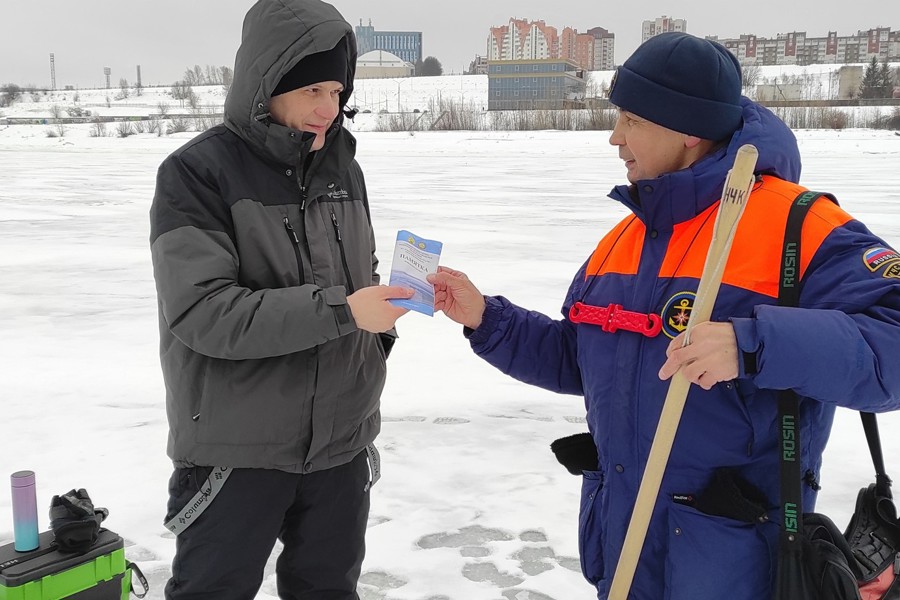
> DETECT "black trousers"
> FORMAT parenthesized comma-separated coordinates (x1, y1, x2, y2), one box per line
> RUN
(164, 451, 370, 600)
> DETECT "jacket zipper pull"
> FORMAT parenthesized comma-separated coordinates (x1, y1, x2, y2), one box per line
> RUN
(330, 211, 343, 241)
(330, 209, 355, 294)
(300, 185, 308, 211)
(283, 217, 300, 243)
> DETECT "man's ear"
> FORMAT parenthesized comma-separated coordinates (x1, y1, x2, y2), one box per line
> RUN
(684, 135, 704, 149)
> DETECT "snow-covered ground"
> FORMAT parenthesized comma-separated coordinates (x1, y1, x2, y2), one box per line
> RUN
(1, 126, 899, 600)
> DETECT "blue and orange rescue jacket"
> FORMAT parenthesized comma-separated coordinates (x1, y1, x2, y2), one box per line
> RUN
(467, 98, 900, 599)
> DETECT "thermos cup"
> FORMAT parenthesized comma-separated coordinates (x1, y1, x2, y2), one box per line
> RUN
(11, 470, 39, 552)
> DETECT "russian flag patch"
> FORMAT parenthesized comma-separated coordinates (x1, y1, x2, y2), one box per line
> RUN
(864, 247, 900, 271)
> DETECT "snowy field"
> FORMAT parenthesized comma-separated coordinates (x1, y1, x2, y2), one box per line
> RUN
(1, 125, 900, 600)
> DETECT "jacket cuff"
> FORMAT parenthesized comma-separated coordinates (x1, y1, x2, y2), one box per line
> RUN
(731, 317, 761, 378)
(324, 286, 357, 337)
(464, 296, 502, 345)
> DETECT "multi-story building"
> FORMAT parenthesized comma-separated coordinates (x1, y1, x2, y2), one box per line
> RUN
(891, 30, 900, 62)
(588, 27, 616, 70)
(487, 58, 586, 110)
(355, 19, 423, 65)
(468, 55, 489, 75)
(488, 18, 605, 71)
(642, 16, 687, 43)
(488, 18, 559, 62)
(561, 27, 596, 71)
(712, 27, 899, 66)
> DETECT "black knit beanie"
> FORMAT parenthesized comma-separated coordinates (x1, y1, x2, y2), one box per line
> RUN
(609, 32, 743, 141)
(272, 40, 349, 96)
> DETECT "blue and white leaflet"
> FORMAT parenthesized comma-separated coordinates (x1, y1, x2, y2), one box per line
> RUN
(388, 230, 443, 316)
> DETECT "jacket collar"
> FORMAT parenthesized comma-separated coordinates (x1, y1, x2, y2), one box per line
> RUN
(607, 97, 802, 232)
(609, 145, 728, 233)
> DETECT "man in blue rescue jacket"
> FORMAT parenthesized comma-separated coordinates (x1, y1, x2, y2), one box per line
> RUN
(429, 32, 900, 599)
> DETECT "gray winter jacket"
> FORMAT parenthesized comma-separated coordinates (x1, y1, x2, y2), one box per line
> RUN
(150, 0, 389, 473)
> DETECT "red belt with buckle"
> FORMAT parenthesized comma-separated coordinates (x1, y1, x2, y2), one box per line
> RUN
(569, 302, 662, 338)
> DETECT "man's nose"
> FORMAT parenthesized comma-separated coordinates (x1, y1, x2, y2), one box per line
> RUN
(317, 97, 339, 120)
(609, 118, 625, 146)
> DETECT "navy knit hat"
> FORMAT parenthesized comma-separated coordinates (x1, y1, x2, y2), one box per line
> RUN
(272, 40, 349, 97)
(609, 32, 743, 141)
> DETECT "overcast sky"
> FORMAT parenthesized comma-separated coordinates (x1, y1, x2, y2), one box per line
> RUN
(1, 0, 897, 88)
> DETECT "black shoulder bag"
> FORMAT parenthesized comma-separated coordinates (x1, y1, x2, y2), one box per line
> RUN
(772, 191, 900, 600)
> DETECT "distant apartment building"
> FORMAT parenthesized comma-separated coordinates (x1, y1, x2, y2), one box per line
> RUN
(561, 27, 596, 70)
(468, 55, 489, 75)
(488, 18, 559, 62)
(588, 27, 616, 70)
(642, 16, 687, 43)
(487, 58, 586, 110)
(355, 19, 423, 64)
(488, 18, 607, 71)
(711, 27, 900, 66)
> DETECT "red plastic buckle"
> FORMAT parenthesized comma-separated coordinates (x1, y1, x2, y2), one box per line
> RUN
(569, 302, 662, 338)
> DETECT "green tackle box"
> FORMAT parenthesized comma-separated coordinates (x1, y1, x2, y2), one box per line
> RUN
(0, 529, 129, 600)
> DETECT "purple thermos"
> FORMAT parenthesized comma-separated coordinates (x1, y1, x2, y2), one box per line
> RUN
(11, 471, 39, 552)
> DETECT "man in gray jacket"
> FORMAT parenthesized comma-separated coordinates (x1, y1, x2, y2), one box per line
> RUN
(149, 1, 412, 597)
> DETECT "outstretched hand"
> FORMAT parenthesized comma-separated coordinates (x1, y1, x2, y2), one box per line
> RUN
(347, 285, 413, 333)
(658, 321, 739, 390)
(427, 266, 486, 330)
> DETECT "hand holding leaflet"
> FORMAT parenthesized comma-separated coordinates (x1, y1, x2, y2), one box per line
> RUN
(388, 230, 443, 316)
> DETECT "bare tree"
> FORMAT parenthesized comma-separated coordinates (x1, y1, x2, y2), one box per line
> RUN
(220, 66, 234, 94)
(90, 119, 108, 137)
(182, 66, 201, 86)
(741, 62, 761, 97)
(1, 83, 23, 107)
(206, 65, 221, 85)
(187, 90, 200, 110)
(171, 81, 194, 107)
(116, 121, 135, 137)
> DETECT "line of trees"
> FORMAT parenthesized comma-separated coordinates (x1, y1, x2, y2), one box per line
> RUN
(180, 64, 234, 89)
(860, 57, 898, 99)
(414, 56, 443, 77)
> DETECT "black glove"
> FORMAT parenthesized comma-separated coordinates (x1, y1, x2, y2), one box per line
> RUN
(550, 432, 599, 475)
(49, 488, 108, 553)
(695, 468, 769, 524)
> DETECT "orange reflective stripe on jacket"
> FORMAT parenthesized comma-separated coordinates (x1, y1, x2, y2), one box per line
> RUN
(585, 175, 853, 298)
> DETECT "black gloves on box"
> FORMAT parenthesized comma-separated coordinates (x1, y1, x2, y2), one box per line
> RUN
(49, 488, 109, 553)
